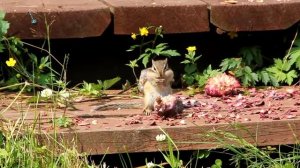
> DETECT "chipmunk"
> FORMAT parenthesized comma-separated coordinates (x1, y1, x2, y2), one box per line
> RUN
(138, 58, 174, 115)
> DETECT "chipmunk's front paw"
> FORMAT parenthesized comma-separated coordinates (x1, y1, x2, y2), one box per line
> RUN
(143, 108, 152, 116)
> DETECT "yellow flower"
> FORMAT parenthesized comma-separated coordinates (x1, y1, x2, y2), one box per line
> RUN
(186, 46, 196, 52)
(228, 32, 238, 39)
(6, 58, 17, 67)
(131, 33, 137, 40)
(139, 27, 149, 36)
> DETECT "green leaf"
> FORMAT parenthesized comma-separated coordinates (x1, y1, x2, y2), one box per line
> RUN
(184, 64, 197, 74)
(101, 77, 121, 90)
(239, 46, 263, 67)
(152, 48, 166, 56)
(126, 59, 139, 68)
(220, 58, 241, 72)
(273, 58, 284, 70)
(195, 150, 210, 159)
(235, 66, 258, 87)
(180, 60, 190, 64)
(286, 70, 297, 85)
(156, 43, 168, 49)
(289, 49, 300, 69)
(277, 71, 286, 82)
(293, 37, 300, 47)
(284, 162, 295, 168)
(29, 53, 38, 65)
(4, 77, 20, 90)
(182, 74, 195, 86)
(0, 14, 9, 36)
(0, 148, 8, 157)
(258, 70, 270, 85)
(126, 44, 140, 52)
(137, 53, 149, 61)
(215, 159, 222, 166)
(142, 55, 151, 68)
(36, 73, 55, 86)
(0, 43, 4, 52)
(193, 55, 201, 62)
(159, 49, 180, 57)
(269, 75, 279, 87)
(0, 12, 5, 19)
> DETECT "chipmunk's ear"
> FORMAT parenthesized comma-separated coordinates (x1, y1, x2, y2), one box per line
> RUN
(164, 58, 169, 66)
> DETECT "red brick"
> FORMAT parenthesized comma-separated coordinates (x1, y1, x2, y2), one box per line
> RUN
(105, 0, 209, 34)
(0, 0, 111, 39)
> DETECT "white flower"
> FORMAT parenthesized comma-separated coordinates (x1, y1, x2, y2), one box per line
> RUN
(59, 90, 70, 99)
(146, 161, 155, 168)
(155, 134, 166, 142)
(180, 120, 186, 125)
(40, 88, 53, 98)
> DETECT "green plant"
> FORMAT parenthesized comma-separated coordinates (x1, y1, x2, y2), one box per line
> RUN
(54, 115, 73, 128)
(265, 31, 300, 86)
(186, 150, 210, 168)
(265, 58, 297, 85)
(156, 129, 182, 168)
(220, 31, 300, 87)
(220, 57, 259, 87)
(0, 119, 93, 168)
(211, 159, 223, 168)
(79, 77, 121, 97)
(126, 26, 180, 81)
(195, 64, 221, 88)
(0, 11, 58, 91)
(181, 46, 221, 90)
(206, 125, 300, 168)
(181, 46, 201, 85)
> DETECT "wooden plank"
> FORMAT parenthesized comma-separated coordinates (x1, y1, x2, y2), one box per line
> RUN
(0, 0, 111, 39)
(38, 119, 300, 155)
(105, 0, 209, 34)
(204, 0, 300, 31)
(1, 87, 300, 154)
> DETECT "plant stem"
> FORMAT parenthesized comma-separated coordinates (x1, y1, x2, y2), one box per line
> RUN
(0, 82, 28, 115)
(22, 41, 64, 68)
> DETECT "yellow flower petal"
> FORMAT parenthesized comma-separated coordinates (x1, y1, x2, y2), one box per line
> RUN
(186, 46, 196, 52)
(6, 58, 17, 67)
(131, 33, 137, 40)
(228, 32, 238, 39)
(139, 27, 149, 36)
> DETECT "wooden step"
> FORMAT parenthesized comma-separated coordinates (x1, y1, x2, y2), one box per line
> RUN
(2, 88, 300, 155)
(1, 0, 300, 38)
